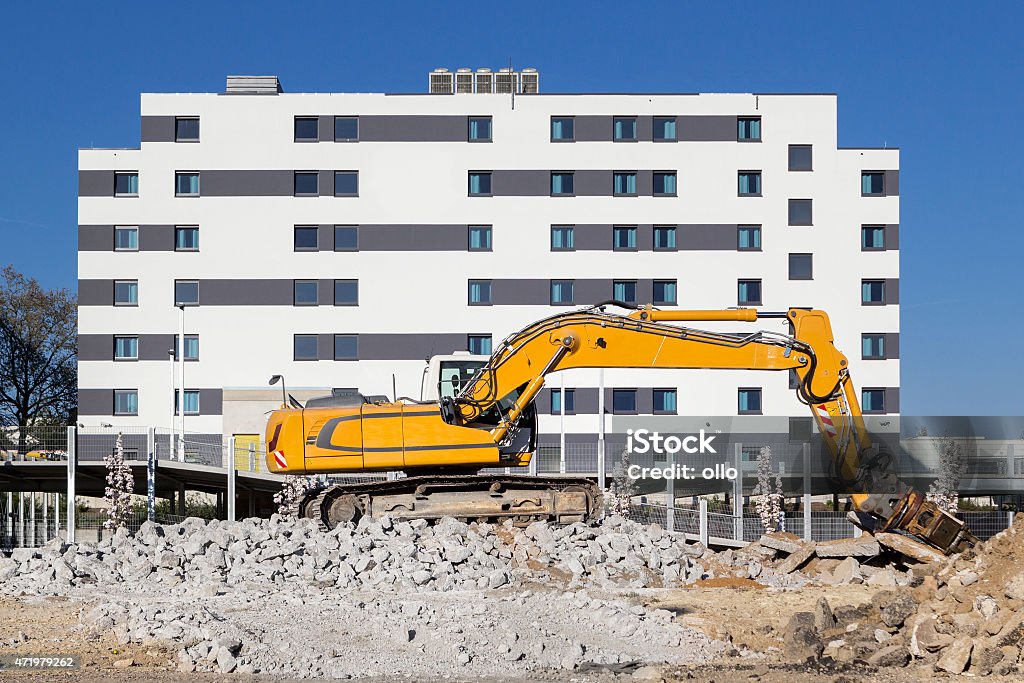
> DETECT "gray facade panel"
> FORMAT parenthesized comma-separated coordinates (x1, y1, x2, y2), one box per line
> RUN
(140, 116, 175, 142)
(679, 116, 737, 141)
(679, 224, 737, 250)
(884, 387, 900, 414)
(885, 170, 900, 197)
(318, 224, 335, 251)
(573, 170, 611, 196)
(885, 278, 900, 305)
(573, 224, 611, 250)
(79, 279, 111, 306)
(201, 280, 293, 306)
(573, 116, 612, 141)
(359, 333, 468, 361)
(318, 170, 333, 196)
(636, 116, 653, 142)
(492, 279, 550, 305)
(78, 334, 110, 361)
(636, 224, 654, 251)
(200, 170, 293, 197)
(317, 334, 334, 361)
(885, 224, 900, 250)
(79, 170, 112, 197)
(359, 225, 467, 251)
(574, 279, 611, 306)
(140, 334, 175, 361)
(318, 279, 334, 306)
(199, 389, 224, 415)
(571, 388, 601, 415)
(318, 116, 334, 142)
(885, 333, 900, 360)
(491, 170, 549, 196)
(637, 389, 654, 416)
(78, 389, 113, 416)
(140, 225, 176, 251)
(360, 115, 466, 142)
(636, 170, 653, 196)
(78, 225, 113, 251)
(636, 279, 654, 304)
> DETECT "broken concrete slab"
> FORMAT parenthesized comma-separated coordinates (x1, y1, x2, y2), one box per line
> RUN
(814, 536, 880, 559)
(874, 533, 946, 564)
(776, 542, 816, 575)
(832, 556, 861, 584)
(936, 636, 973, 674)
(759, 532, 804, 555)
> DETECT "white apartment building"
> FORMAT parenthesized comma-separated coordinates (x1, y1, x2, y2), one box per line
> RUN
(77, 72, 900, 451)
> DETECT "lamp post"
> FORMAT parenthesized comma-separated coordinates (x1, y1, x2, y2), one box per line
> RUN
(178, 304, 185, 460)
(269, 375, 286, 408)
(168, 348, 176, 460)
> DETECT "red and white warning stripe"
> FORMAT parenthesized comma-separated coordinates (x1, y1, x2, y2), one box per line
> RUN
(273, 450, 287, 469)
(816, 404, 838, 438)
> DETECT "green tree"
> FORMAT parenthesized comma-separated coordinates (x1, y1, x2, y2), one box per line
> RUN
(0, 266, 77, 451)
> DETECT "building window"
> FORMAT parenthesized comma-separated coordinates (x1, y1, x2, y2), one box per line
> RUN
(468, 225, 492, 251)
(294, 172, 318, 196)
(613, 225, 637, 250)
(294, 334, 319, 361)
(175, 226, 199, 251)
(613, 117, 637, 141)
(113, 389, 139, 416)
(334, 279, 358, 306)
(174, 117, 199, 142)
(653, 280, 677, 305)
(862, 225, 885, 251)
(468, 335, 492, 356)
(174, 334, 199, 361)
(468, 172, 492, 196)
(788, 199, 813, 226)
(653, 172, 677, 196)
(613, 280, 637, 304)
(789, 144, 812, 171)
(113, 336, 138, 361)
(174, 389, 200, 416)
(551, 226, 574, 251)
(335, 225, 358, 251)
(468, 280, 492, 305)
(613, 172, 637, 196)
(551, 172, 574, 196)
(738, 225, 761, 251)
(653, 117, 677, 141)
(738, 171, 762, 196)
(862, 172, 885, 196)
(738, 279, 762, 306)
(294, 117, 319, 142)
(114, 226, 138, 251)
(175, 172, 199, 197)
(174, 280, 199, 306)
(334, 171, 358, 196)
(653, 226, 677, 250)
(334, 335, 358, 361)
(114, 280, 138, 306)
(294, 226, 319, 251)
(468, 117, 492, 141)
(788, 253, 813, 280)
(551, 389, 575, 415)
(737, 117, 761, 141)
(862, 389, 885, 413)
(294, 280, 318, 306)
(550, 280, 574, 305)
(612, 389, 637, 414)
(738, 388, 762, 414)
(551, 117, 574, 141)
(114, 172, 138, 196)
(862, 279, 886, 305)
(653, 389, 677, 414)
(334, 117, 358, 141)
(862, 334, 886, 360)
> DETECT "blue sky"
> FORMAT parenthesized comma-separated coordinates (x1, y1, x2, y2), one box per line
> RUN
(0, 1, 1020, 414)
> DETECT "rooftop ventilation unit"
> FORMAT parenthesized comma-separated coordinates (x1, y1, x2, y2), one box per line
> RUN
(225, 75, 282, 94)
(455, 68, 474, 94)
(494, 68, 519, 95)
(428, 68, 453, 94)
(521, 68, 539, 94)
(474, 68, 493, 94)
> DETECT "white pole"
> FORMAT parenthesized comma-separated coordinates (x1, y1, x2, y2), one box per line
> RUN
(17, 492, 24, 547)
(29, 492, 36, 546)
(227, 437, 237, 522)
(178, 305, 185, 460)
(66, 426, 76, 543)
(169, 350, 176, 460)
(42, 493, 48, 543)
(559, 374, 566, 474)
(5, 491, 12, 540)
(53, 492, 59, 539)
(598, 369, 605, 490)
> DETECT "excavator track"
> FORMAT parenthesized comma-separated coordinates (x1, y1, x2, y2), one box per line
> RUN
(295, 474, 603, 529)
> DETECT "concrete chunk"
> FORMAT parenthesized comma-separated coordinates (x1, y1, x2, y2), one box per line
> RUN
(874, 532, 946, 564)
(937, 636, 973, 674)
(776, 542, 815, 574)
(814, 536, 880, 559)
(759, 532, 804, 554)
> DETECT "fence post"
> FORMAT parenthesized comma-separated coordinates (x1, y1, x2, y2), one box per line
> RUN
(17, 492, 24, 547)
(666, 449, 675, 533)
(5, 492, 12, 541)
(65, 426, 76, 543)
(597, 369, 606, 491)
(529, 447, 538, 476)
(1010, 510, 1016, 532)
(29, 492, 36, 547)
(42, 492, 48, 544)
(227, 437, 237, 522)
(53, 492, 59, 540)
(699, 498, 708, 546)
(733, 442, 743, 541)
(147, 428, 156, 522)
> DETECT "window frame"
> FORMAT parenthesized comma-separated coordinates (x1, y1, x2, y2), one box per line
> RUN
(862, 334, 886, 360)
(113, 280, 138, 307)
(737, 279, 763, 306)
(738, 170, 762, 197)
(467, 335, 492, 356)
(113, 389, 139, 416)
(788, 144, 813, 172)
(861, 171, 885, 196)
(653, 171, 678, 197)
(788, 253, 814, 280)
(738, 387, 763, 415)
(114, 226, 139, 252)
(550, 171, 575, 197)
(294, 116, 319, 142)
(737, 225, 762, 251)
(550, 279, 575, 306)
(613, 171, 638, 197)
(173, 279, 199, 307)
(334, 116, 359, 142)
(334, 225, 358, 252)
(333, 334, 358, 361)
(173, 334, 200, 361)
(333, 171, 359, 197)
(612, 116, 638, 142)
(612, 388, 638, 415)
(653, 388, 677, 414)
(653, 279, 678, 306)
(861, 279, 886, 306)
(861, 225, 886, 251)
(174, 225, 199, 252)
(612, 225, 638, 251)
(467, 116, 492, 142)
(174, 117, 200, 143)
(467, 225, 492, 252)
(333, 279, 359, 306)
(653, 225, 678, 251)
(293, 334, 319, 361)
(293, 280, 319, 306)
(174, 172, 200, 197)
(737, 116, 762, 142)
(613, 280, 638, 305)
(294, 171, 319, 197)
(862, 388, 886, 414)
(294, 225, 319, 252)
(550, 225, 575, 252)
(113, 335, 139, 361)
(468, 171, 493, 197)
(550, 388, 576, 415)
(550, 116, 575, 142)
(788, 198, 813, 226)
(174, 389, 201, 416)
(467, 279, 493, 306)
(114, 172, 139, 197)
(653, 116, 677, 142)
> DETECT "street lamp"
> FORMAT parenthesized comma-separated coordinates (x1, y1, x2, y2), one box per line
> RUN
(269, 375, 286, 408)
(168, 348, 176, 461)
(178, 305, 185, 461)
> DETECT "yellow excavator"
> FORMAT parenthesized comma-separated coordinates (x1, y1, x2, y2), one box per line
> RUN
(265, 302, 974, 554)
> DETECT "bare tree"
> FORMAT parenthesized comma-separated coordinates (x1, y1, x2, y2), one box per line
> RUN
(752, 446, 785, 532)
(0, 266, 77, 451)
(607, 449, 637, 517)
(103, 433, 134, 530)
(275, 475, 320, 518)
(926, 437, 966, 513)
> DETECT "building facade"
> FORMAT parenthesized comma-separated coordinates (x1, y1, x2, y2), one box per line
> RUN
(77, 73, 900, 449)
